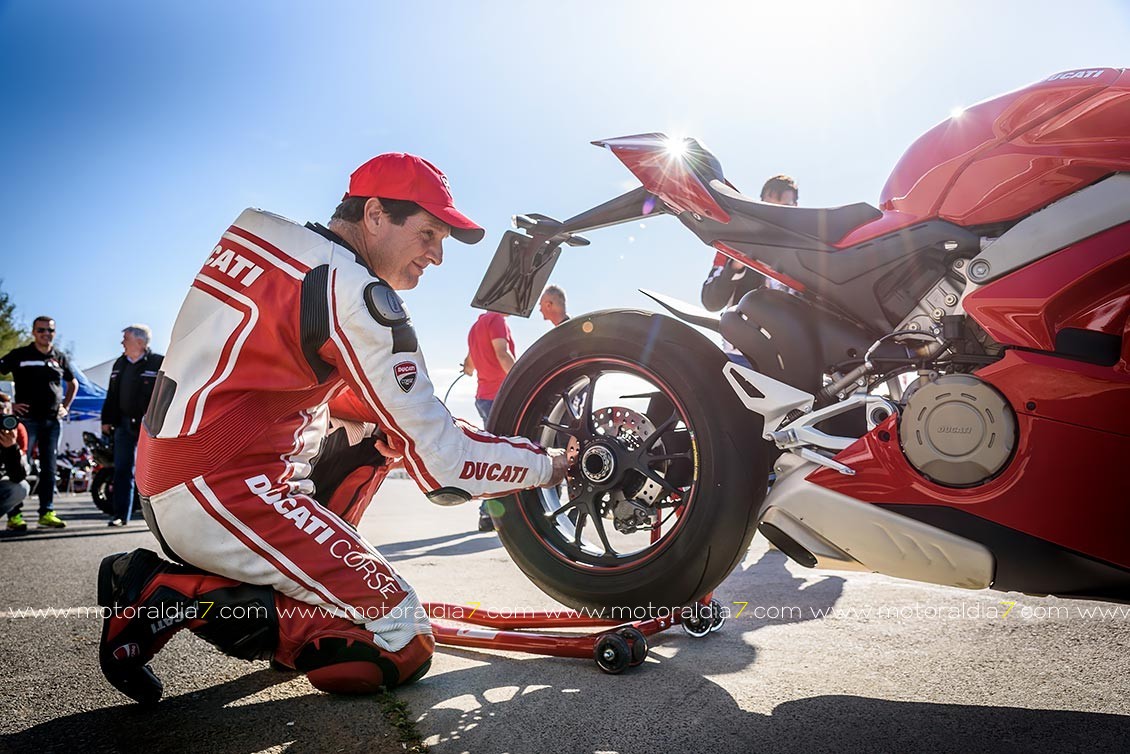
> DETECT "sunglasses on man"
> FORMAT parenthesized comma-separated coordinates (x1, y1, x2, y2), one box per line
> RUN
(35, 327, 55, 333)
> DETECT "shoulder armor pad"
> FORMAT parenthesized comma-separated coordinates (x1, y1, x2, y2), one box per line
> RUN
(364, 281, 408, 326)
(364, 281, 417, 353)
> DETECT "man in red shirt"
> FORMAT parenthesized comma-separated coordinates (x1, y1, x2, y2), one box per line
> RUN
(463, 311, 515, 531)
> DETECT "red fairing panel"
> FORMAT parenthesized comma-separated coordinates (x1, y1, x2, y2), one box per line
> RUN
(963, 221, 1130, 360)
(601, 138, 731, 223)
(972, 350, 1130, 439)
(809, 349, 1130, 569)
(839, 67, 1130, 247)
(713, 242, 808, 292)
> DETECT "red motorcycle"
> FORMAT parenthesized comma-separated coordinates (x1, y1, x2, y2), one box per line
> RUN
(473, 68, 1130, 611)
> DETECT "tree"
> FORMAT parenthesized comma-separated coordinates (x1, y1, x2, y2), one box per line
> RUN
(0, 280, 30, 375)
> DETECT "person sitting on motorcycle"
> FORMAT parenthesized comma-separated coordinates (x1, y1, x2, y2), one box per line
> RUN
(701, 175, 798, 365)
(97, 153, 568, 705)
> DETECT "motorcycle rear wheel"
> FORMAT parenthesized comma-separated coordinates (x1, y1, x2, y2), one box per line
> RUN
(489, 310, 768, 611)
(91, 468, 113, 514)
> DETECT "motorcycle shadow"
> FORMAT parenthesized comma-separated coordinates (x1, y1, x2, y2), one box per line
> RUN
(12, 661, 1127, 754)
(400, 655, 1130, 754)
(379, 530, 505, 562)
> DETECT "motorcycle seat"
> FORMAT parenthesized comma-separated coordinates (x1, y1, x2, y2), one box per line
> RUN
(710, 180, 882, 248)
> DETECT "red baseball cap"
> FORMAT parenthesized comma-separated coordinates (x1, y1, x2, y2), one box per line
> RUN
(344, 153, 485, 244)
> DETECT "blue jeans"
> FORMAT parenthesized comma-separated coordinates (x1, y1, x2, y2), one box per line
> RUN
(112, 424, 140, 521)
(474, 398, 494, 426)
(24, 417, 60, 513)
(474, 398, 494, 519)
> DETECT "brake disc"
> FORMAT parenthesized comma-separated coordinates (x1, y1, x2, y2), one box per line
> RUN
(565, 406, 665, 508)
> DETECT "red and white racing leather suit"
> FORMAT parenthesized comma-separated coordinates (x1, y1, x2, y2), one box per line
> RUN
(134, 208, 550, 683)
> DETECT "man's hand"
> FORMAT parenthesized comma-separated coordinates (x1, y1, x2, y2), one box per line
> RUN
(543, 447, 569, 487)
(12, 403, 28, 416)
(57, 405, 69, 419)
(0, 428, 15, 449)
(375, 436, 404, 470)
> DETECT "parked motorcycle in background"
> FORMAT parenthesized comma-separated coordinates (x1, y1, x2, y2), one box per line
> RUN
(82, 431, 140, 517)
(55, 444, 91, 495)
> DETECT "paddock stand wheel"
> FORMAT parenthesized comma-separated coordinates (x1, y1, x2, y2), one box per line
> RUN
(594, 633, 632, 674)
(617, 626, 649, 667)
(423, 602, 669, 675)
(681, 597, 726, 638)
(681, 611, 712, 638)
(709, 599, 727, 633)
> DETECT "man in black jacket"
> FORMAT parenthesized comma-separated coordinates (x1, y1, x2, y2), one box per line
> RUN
(0, 392, 30, 526)
(0, 315, 76, 529)
(700, 175, 798, 365)
(100, 324, 163, 526)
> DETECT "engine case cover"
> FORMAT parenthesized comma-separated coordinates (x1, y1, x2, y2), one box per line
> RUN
(900, 374, 1016, 487)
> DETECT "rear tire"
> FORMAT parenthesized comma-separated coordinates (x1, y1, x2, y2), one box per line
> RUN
(490, 310, 768, 611)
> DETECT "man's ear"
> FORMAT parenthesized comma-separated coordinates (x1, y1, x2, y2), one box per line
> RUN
(363, 198, 384, 233)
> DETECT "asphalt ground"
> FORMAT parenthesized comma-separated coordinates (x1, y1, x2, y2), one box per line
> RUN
(1, 483, 1128, 754)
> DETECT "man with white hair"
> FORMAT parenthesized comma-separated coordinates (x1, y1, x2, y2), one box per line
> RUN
(538, 284, 569, 327)
(100, 324, 163, 526)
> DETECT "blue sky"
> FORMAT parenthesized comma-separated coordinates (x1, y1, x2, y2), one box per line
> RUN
(1, 0, 1127, 420)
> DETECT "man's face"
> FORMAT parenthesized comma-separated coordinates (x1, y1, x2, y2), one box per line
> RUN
(368, 205, 450, 291)
(33, 319, 55, 349)
(538, 294, 555, 322)
(763, 188, 798, 207)
(122, 331, 146, 356)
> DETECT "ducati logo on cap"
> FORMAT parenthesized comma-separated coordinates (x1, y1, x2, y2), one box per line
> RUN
(394, 361, 418, 392)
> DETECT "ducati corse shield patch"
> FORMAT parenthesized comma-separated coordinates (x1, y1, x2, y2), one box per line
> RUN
(394, 361, 418, 392)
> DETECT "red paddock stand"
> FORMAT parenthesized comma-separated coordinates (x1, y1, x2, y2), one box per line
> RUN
(423, 595, 727, 674)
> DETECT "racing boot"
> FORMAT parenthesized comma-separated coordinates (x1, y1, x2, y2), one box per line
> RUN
(98, 549, 278, 705)
(272, 593, 434, 694)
